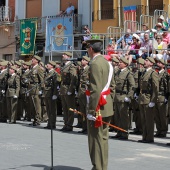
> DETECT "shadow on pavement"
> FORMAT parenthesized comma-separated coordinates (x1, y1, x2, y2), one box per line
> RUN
(31, 164, 84, 170)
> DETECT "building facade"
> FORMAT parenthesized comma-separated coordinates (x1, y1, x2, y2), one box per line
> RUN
(0, 0, 170, 60)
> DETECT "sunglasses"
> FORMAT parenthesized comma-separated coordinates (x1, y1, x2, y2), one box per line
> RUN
(156, 38, 161, 39)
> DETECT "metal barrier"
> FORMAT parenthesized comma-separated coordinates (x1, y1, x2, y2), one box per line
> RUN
(140, 15, 154, 30)
(107, 26, 123, 45)
(153, 9, 168, 26)
(124, 20, 140, 33)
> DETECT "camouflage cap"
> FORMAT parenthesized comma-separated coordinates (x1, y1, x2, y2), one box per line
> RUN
(15, 60, 22, 66)
(158, 59, 166, 65)
(146, 57, 155, 64)
(10, 66, 17, 71)
(39, 61, 44, 67)
(33, 55, 41, 61)
(19, 60, 24, 64)
(0, 59, 6, 62)
(120, 57, 129, 65)
(63, 52, 72, 57)
(55, 60, 61, 64)
(24, 61, 32, 66)
(10, 60, 15, 65)
(112, 57, 119, 63)
(82, 56, 90, 62)
(49, 61, 56, 67)
(137, 58, 145, 65)
(86, 39, 103, 48)
(0, 61, 8, 66)
(77, 61, 82, 66)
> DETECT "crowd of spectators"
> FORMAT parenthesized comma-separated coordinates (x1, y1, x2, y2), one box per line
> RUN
(106, 15, 170, 65)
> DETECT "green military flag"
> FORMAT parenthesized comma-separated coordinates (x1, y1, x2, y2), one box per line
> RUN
(20, 18, 37, 55)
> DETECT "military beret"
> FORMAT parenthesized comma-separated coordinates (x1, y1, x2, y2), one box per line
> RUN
(0, 61, 8, 66)
(120, 57, 129, 65)
(24, 61, 32, 66)
(82, 56, 90, 62)
(49, 61, 56, 67)
(112, 57, 119, 63)
(137, 58, 145, 65)
(33, 55, 41, 61)
(63, 52, 72, 57)
(146, 57, 155, 64)
(55, 60, 61, 64)
(39, 62, 44, 67)
(10, 66, 17, 71)
(86, 39, 103, 48)
(15, 61, 22, 66)
(0, 59, 6, 62)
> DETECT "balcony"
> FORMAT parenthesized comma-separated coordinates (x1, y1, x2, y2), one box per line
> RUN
(15, 14, 82, 37)
(0, 6, 12, 23)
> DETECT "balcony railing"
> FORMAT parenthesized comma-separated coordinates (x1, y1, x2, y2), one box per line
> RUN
(15, 14, 82, 36)
(0, 6, 12, 22)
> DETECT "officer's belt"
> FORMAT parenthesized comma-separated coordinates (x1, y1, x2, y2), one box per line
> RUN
(116, 90, 128, 94)
(158, 91, 165, 95)
(141, 90, 152, 94)
(62, 82, 70, 86)
(80, 84, 86, 88)
(30, 82, 39, 85)
(8, 86, 16, 89)
(21, 84, 28, 88)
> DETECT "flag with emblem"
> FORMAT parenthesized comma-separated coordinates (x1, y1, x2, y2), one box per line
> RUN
(20, 18, 37, 55)
(45, 16, 73, 52)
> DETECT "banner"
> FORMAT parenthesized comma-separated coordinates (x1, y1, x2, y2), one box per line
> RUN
(20, 18, 37, 55)
(45, 16, 73, 52)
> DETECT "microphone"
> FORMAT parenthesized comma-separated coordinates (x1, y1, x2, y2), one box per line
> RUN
(65, 58, 82, 61)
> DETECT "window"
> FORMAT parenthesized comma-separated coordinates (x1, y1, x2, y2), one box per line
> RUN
(100, 0, 114, 20)
(3, 54, 13, 61)
(26, 0, 42, 18)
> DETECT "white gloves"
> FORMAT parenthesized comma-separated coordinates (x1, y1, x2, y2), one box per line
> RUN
(124, 97, 130, 102)
(149, 102, 155, 108)
(87, 114, 96, 121)
(52, 95, 57, 100)
(67, 91, 72, 95)
(13, 95, 18, 99)
(134, 93, 138, 99)
(1, 90, 5, 94)
(75, 91, 78, 95)
(26, 93, 29, 97)
(39, 90, 43, 95)
(164, 98, 168, 104)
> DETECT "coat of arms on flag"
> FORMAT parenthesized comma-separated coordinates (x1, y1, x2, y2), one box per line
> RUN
(45, 16, 73, 52)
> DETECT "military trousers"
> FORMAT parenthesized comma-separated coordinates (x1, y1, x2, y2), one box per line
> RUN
(21, 94, 31, 120)
(29, 95, 41, 124)
(60, 94, 75, 128)
(45, 97, 57, 127)
(6, 97, 18, 123)
(0, 96, 7, 121)
(78, 94, 87, 130)
(131, 99, 142, 132)
(114, 102, 129, 137)
(87, 116, 112, 170)
(154, 102, 168, 135)
(139, 104, 154, 141)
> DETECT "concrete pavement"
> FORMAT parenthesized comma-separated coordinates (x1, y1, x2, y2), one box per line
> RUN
(0, 117, 170, 170)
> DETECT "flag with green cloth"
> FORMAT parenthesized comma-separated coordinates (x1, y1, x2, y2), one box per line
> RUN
(20, 18, 37, 55)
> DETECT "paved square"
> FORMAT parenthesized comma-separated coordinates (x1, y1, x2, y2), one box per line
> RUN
(0, 117, 170, 170)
